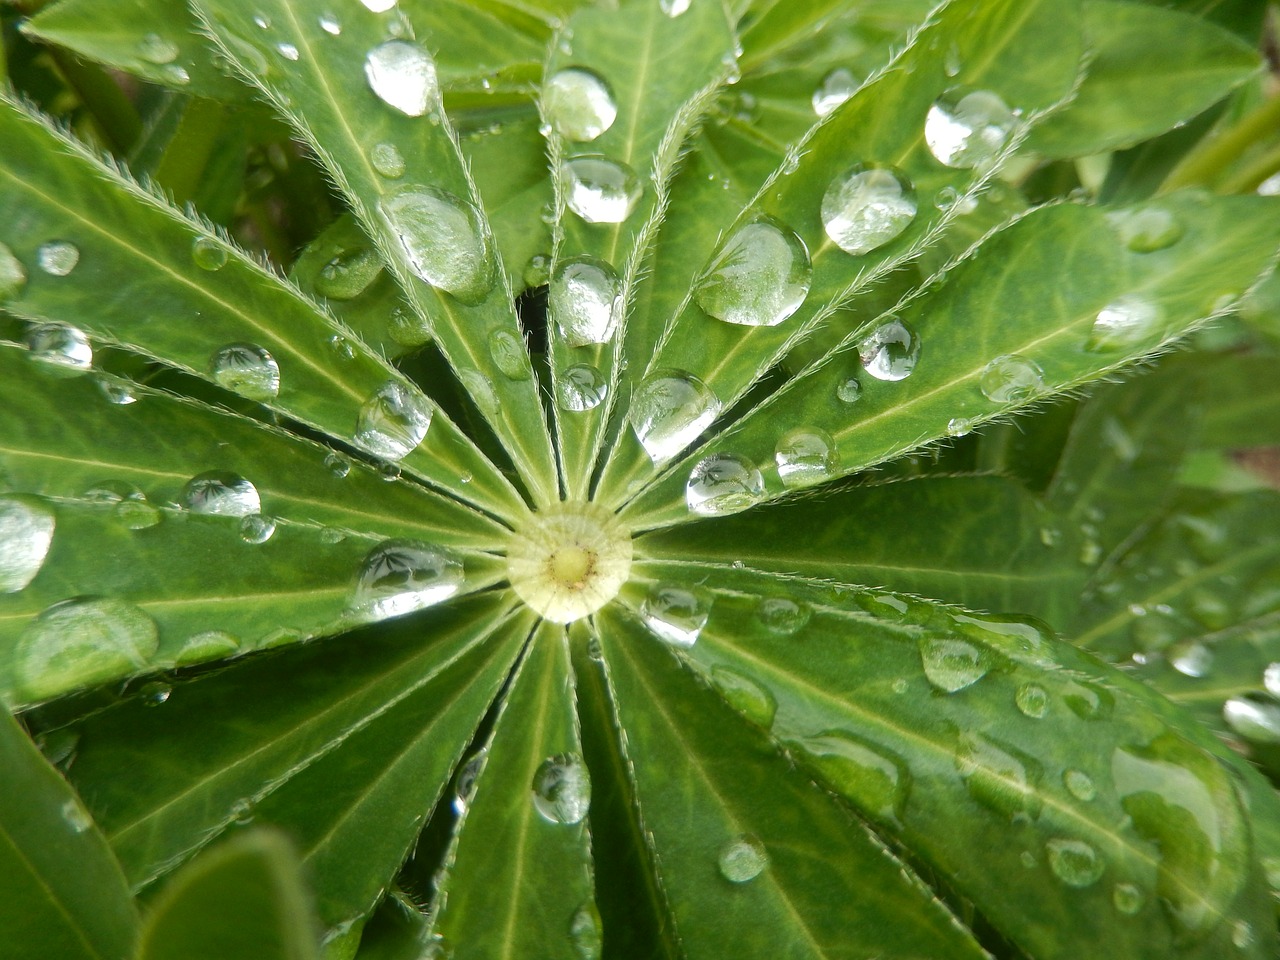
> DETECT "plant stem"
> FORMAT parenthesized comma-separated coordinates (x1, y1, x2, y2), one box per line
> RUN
(1158, 93, 1280, 193)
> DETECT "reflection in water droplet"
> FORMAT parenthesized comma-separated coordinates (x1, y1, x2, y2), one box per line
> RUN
(712, 667, 777, 728)
(550, 256, 622, 346)
(210, 343, 280, 400)
(37, 240, 80, 276)
(836, 377, 861, 404)
(858, 317, 920, 381)
(532, 753, 590, 824)
(98, 377, 138, 405)
(353, 381, 433, 460)
(315, 245, 382, 300)
(757, 597, 810, 635)
(1015, 682, 1048, 718)
(1112, 882, 1144, 915)
(0, 242, 27, 301)
(980, 354, 1043, 403)
(821, 166, 917, 256)
(378, 185, 495, 303)
(364, 40, 437, 116)
(641, 583, 711, 646)
(812, 67, 857, 117)
(1223, 696, 1280, 743)
(695, 218, 811, 327)
(114, 492, 163, 530)
(631, 370, 720, 464)
(919, 637, 989, 692)
(1106, 207, 1183, 253)
(182, 471, 260, 518)
(718, 835, 767, 883)
(16, 597, 160, 701)
(191, 237, 228, 271)
(1064, 769, 1097, 802)
(348, 538, 464, 621)
(561, 155, 643, 224)
(488, 329, 530, 380)
(569, 902, 602, 960)
(453, 749, 486, 815)
(239, 514, 276, 544)
(957, 731, 1043, 820)
(370, 141, 406, 178)
(26, 322, 92, 373)
(138, 32, 180, 64)
(925, 88, 1017, 169)
(791, 730, 909, 823)
(558, 364, 608, 412)
(544, 68, 617, 142)
(1046, 837, 1104, 888)
(687, 453, 764, 516)
(775, 428, 837, 488)
(1087, 295, 1162, 352)
(0, 495, 56, 593)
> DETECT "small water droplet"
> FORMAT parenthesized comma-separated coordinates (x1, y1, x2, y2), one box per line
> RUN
(569, 902, 602, 960)
(16, 597, 159, 701)
(686, 453, 764, 516)
(324, 453, 351, 478)
(695, 218, 811, 327)
(836, 377, 861, 404)
(1015, 682, 1048, 718)
(319, 14, 342, 35)
(925, 88, 1017, 169)
(361, 0, 396, 11)
(821, 165, 917, 256)
(0, 242, 27, 301)
(348, 539, 464, 621)
(182, 471, 261, 518)
(718, 834, 767, 883)
(558, 363, 608, 412)
(531, 753, 590, 824)
(1064, 769, 1097, 802)
(550, 256, 622, 346)
(62, 799, 93, 833)
(191, 237, 228, 271)
(1106, 206, 1183, 253)
(252, 14, 271, 29)
(114, 492, 163, 531)
(561, 155, 643, 223)
(1112, 882, 1144, 915)
(36, 240, 80, 276)
(1168, 640, 1212, 678)
(160, 64, 189, 85)
(1046, 838, 1104, 887)
(957, 731, 1043, 820)
(756, 597, 810, 635)
(660, 0, 691, 16)
(791, 730, 909, 822)
(0, 495, 56, 593)
(276, 42, 299, 60)
(631, 370, 721, 464)
(210, 343, 280, 401)
(97, 377, 138, 405)
(379, 185, 494, 303)
(239, 514, 276, 544)
(139, 680, 171, 706)
(858, 317, 920, 381)
(353, 380, 433, 460)
(453, 749, 486, 815)
(812, 67, 857, 117)
(641, 583, 711, 646)
(919, 637, 989, 692)
(138, 32, 180, 64)
(774, 428, 837, 488)
(944, 42, 962, 77)
(946, 417, 973, 437)
(1063, 680, 1113, 720)
(176, 630, 240, 665)
(1223, 695, 1280, 743)
(370, 141, 405, 178)
(377, 460, 401, 481)
(488, 329, 530, 381)
(523, 253, 551, 288)
(459, 370, 499, 416)
(1263, 662, 1280, 697)
(315, 245, 382, 300)
(26, 322, 92, 373)
(544, 68, 617, 142)
(711, 667, 776, 728)
(1087, 295, 1162, 352)
(980, 354, 1043, 403)
(364, 40, 437, 116)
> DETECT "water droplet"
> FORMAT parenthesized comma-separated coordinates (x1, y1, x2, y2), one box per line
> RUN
(631, 370, 721, 464)
(836, 377, 861, 403)
(348, 539, 464, 621)
(980, 354, 1043, 403)
(239, 514, 276, 544)
(957, 732, 1043, 819)
(97, 377, 138, 405)
(324, 453, 351, 479)
(774, 428, 837, 488)
(660, 0, 691, 16)
(487, 329, 530, 381)
(364, 40, 437, 116)
(925, 88, 1017, 169)
(0, 242, 27, 301)
(1232, 920, 1254, 949)
(253, 14, 271, 29)
(0, 495, 55, 593)
(138, 32, 180, 64)
(1168, 640, 1212, 678)
(370, 141, 405, 178)
(757, 597, 810, 635)
(550, 256, 622, 346)
(182, 472, 261, 518)
(191, 237, 228, 271)
(561, 155, 643, 224)
(694, 218, 811, 327)
(558, 364, 608, 412)
(379, 185, 495, 303)
(1046, 838, 1104, 888)
(944, 42, 962, 77)
(315, 245, 382, 300)
(718, 834, 767, 883)
(524, 253, 551, 288)
(319, 14, 342, 35)
(36, 240, 80, 276)
(361, 0, 396, 11)
(1263, 662, 1280, 697)
(453, 749, 486, 815)
(275, 42, 299, 60)
(353, 380, 433, 460)
(569, 902, 602, 960)
(1223, 696, 1280, 743)
(62, 799, 93, 833)
(1063, 679, 1113, 720)
(1112, 882, 1144, 915)
(160, 64, 190, 85)
(812, 67, 857, 117)
(1064, 769, 1097, 802)
(641, 583, 711, 646)
(388, 305, 431, 346)
(711, 667, 776, 728)
(686, 453, 764, 516)
(1087, 295, 1162, 352)
(1015, 682, 1048, 718)
(26, 322, 92, 373)
(459, 370, 499, 416)
(544, 68, 617, 142)
(139, 680, 172, 706)
(176, 630, 240, 665)
(919, 637, 990, 692)
(210, 343, 280, 400)
(16, 597, 160, 701)
(791, 730, 909, 822)
(821, 165, 917, 256)
(858, 317, 920, 381)
(1107, 206, 1183, 253)
(946, 417, 973, 437)
(114, 492, 163, 530)
(531, 753, 590, 824)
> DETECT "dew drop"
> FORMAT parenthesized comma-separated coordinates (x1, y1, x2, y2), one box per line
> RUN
(569, 903, 602, 960)
(711, 667, 777, 728)
(0, 495, 56, 593)
(523, 253, 551, 288)
(239, 514, 276, 544)
(925, 88, 1017, 169)
(550, 256, 622, 346)
(16, 597, 160, 701)
(210, 343, 280, 401)
(694, 218, 811, 327)
(1168, 640, 1212, 678)
(319, 14, 342, 35)
(160, 64, 190, 85)
(946, 417, 973, 437)
(821, 165, 917, 256)
(1223, 696, 1280, 743)
(560, 155, 643, 224)
(1064, 769, 1097, 802)
(139, 681, 171, 706)
(1112, 882, 1144, 915)
(276, 42, 299, 60)
(756, 596, 810, 635)
(62, 799, 93, 833)
(718, 834, 767, 883)
(453, 749, 486, 815)
(531, 753, 590, 824)
(0, 242, 27, 301)
(774, 428, 837, 488)
(791, 730, 910, 822)
(98, 377, 138, 405)
(812, 67, 857, 117)
(348, 539, 464, 621)
(544, 68, 617, 142)
(1232, 920, 1254, 949)
(176, 630, 240, 665)
(631, 370, 721, 464)
(957, 732, 1043, 820)
(388, 305, 432, 346)
(315, 245, 382, 300)
(660, 0, 691, 15)
(324, 453, 351, 478)
(1087, 295, 1162, 352)
(641, 583, 711, 646)
(114, 494, 163, 531)
(459, 370, 499, 416)
(36, 240, 80, 276)
(353, 381, 433, 460)
(558, 363, 608, 412)
(482, 329, 527, 381)
(370, 141, 405, 178)
(919, 637, 989, 692)
(686, 453, 764, 516)
(836, 377, 861, 404)
(858, 317, 920, 381)
(378, 185, 495, 303)
(364, 40, 437, 116)
(1106, 206, 1183, 253)
(138, 32, 180, 65)
(191, 237, 228, 271)
(26, 322, 92, 373)
(980, 354, 1043, 403)
(361, 0, 396, 10)
(1063, 679, 1113, 720)
(182, 471, 261, 518)
(1046, 838, 1104, 888)
(1015, 682, 1048, 718)
(1263, 662, 1280, 697)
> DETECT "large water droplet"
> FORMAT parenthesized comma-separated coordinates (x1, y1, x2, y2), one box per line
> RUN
(686, 453, 764, 516)
(550, 256, 622, 346)
(364, 40, 437, 116)
(26, 322, 92, 373)
(631, 370, 720, 464)
(919, 637, 990, 692)
(858, 317, 920, 381)
(361, 0, 396, 11)
(821, 166, 917, 256)
(0, 495, 55, 593)
(641, 583, 711, 646)
(774, 428, 837, 487)
(1107, 207, 1183, 253)
(348, 539, 464, 621)
(791, 730, 909, 823)
(531, 753, 590, 824)
(0, 242, 26, 301)
(718, 835, 767, 883)
(957, 732, 1043, 820)
(925, 88, 1017, 169)
(711, 667, 776, 728)
(980, 354, 1043, 403)
(812, 67, 857, 117)
(488, 329, 530, 381)
(36, 240, 80, 276)
(1223, 696, 1280, 743)
(378, 185, 495, 303)
(210, 343, 280, 400)
(561, 155, 643, 223)
(1015, 682, 1049, 718)
(694, 218, 811, 327)
(1046, 838, 1105, 888)
(315, 245, 382, 300)
(1087, 295, 1162, 352)
(191, 237, 228, 271)
(558, 363, 608, 412)
(16, 597, 160, 701)
(370, 141, 406, 178)
(544, 68, 617, 142)
(353, 381, 433, 460)
(182, 471, 261, 517)
(1168, 640, 1212, 679)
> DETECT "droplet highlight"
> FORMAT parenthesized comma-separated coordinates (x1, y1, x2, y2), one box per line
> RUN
(561, 155, 643, 224)
(364, 40, 437, 116)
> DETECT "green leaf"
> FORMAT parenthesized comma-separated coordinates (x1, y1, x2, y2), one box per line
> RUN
(596, 605, 990, 960)
(1197, 353, 1280, 449)
(0, 707, 138, 960)
(137, 830, 319, 960)
(1027, 1, 1260, 159)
